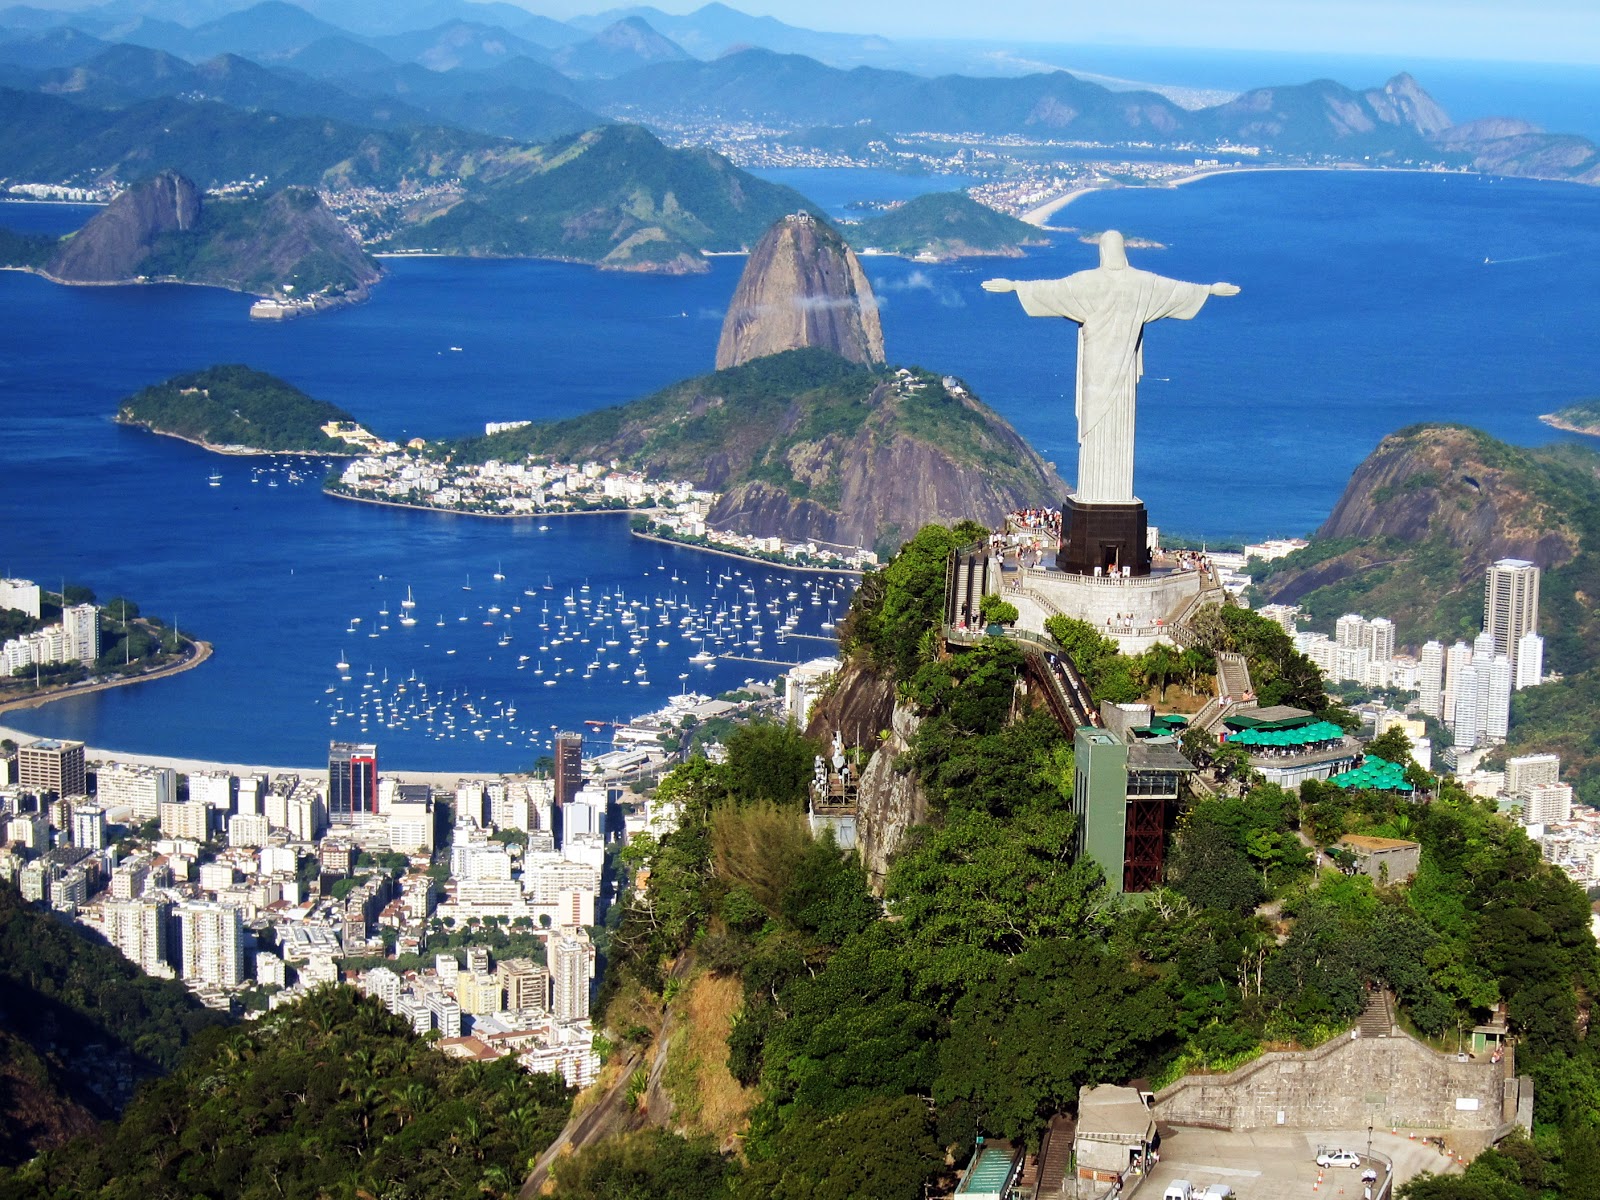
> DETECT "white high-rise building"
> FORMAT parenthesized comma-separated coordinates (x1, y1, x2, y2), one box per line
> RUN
(71, 803, 106, 850)
(1418, 641, 1444, 719)
(363, 966, 402, 1009)
(159, 800, 210, 842)
(97, 763, 177, 822)
(1524, 782, 1574, 825)
(105, 895, 172, 976)
(238, 775, 265, 815)
(551, 931, 595, 1023)
(189, 771, 235, 812)
(1485, 558, 1540, 676)
(1442, 640, 1473, 725)
(1515, 631, 1544, 691)
(1335, 613, 1365, 650)
(1473, 631, 1497, 660)
(1485, 656, 1513, 744)
(1507, 753, 1561, 794)
(228, 812, 271, 848)
(173, 901, 245, 987)
(1453, 662, 1481, 750)
(427, 991, 462, 1037)
(0, 579, 42, 618)
(60, 603, 98, 666)
(1363, 617, 1396, 665)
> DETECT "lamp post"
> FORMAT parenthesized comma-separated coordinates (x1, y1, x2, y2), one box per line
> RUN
(1367, 1122, 1374, 1161)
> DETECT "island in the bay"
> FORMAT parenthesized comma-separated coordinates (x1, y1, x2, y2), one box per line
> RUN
(115, 365, 391, 456)
(1539, 397, 1600, 437)
(845, 192, 1048, 260)
(0, 170, 380, 317)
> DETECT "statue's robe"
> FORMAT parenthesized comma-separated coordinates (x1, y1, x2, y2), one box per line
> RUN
(1011, 263, 1213, 503)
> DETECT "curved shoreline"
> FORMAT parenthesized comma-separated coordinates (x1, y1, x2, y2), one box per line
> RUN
(0, 639, 213, 718)
(322, 487, 654, 520)
(1021, 164, 1475, 227)
(1539, 414, 1600, 437)
(629, 529, 864, 577)
(119, 421, 353, 458)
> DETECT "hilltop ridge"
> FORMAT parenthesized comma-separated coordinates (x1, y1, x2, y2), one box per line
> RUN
(11, 169, 381, 305)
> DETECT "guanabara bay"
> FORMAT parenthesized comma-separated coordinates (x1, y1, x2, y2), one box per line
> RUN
(2, 2, 1600, 1199)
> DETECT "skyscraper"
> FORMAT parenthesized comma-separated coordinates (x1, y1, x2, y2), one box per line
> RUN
(18, 738, 85, 799)
(1418, 641, 1444, 719)
(1442, 641, 1473, 726)
(1515, 631, 1544, 691)
(173, 901, 245, 987)
(553, 732, 583, 809)
(105, 895, 172, 977)
(328, 741, 378, 825)
(551, 930, 594, 1023)
(72, 804, 106, 850)
(1485, 559, 1539, 677)
(61, 603, 98, 666)
(1485, 656, 1513, 744)
(1453, 662, 1480, 750)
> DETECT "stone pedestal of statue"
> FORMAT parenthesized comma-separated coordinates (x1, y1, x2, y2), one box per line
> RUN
(1057, 495, 1150, 577)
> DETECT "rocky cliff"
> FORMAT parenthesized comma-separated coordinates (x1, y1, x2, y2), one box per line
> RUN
(44, 170, 380, 300)
(47, 168, 200, 282)
(805, 660, 923, 893)
(715, 214, 885, 370)
(1255, 424, 1594, 650)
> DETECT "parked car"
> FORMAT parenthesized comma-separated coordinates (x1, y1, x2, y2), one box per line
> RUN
(1162, 1182, 1193, 1200)
(1199, 1186, 1234, 1199)
(1317, 1148, 1364, 1169)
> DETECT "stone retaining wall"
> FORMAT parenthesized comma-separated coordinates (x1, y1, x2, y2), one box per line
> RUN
(1154, 1033, 1512, 1137)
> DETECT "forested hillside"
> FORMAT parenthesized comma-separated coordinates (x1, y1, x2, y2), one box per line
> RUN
(0, 886, 230, 1167)
(575, 522, 1600, 1198)
(1, 986, 571, 1198)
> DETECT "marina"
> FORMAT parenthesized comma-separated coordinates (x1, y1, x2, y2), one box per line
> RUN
(307, 558, 849, 759)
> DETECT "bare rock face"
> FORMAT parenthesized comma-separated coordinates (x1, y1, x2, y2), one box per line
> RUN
(1365, 72, 1453, 137)
(715, 213, 885, 370)
(1314, 425, 1577, 568)
(49, 169, 200, 282)
(703, 373, 1063, 552)
(851, 699, 927, 894)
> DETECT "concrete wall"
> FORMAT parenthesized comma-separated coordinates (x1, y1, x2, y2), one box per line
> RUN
(1019, 568, 1206, 631)
(1154, 1033, 1511, 1139)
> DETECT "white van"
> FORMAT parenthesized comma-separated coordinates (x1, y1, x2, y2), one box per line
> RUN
(1162, 1183, 1192, 1200)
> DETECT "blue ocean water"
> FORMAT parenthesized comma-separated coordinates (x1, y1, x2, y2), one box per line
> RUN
(1, 166, 1597, 768)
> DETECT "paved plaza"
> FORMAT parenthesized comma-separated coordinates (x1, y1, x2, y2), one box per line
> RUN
(1142, 1128, 1464, 1198)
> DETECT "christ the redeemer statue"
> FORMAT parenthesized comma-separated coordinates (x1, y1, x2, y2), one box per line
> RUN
(983, 231, 1239, 504)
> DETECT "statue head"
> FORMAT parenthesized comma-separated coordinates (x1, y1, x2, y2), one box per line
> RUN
(1098, 230, 1129, 270)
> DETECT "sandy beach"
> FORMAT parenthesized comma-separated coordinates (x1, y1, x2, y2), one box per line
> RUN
(1020, 163, 1471, 228)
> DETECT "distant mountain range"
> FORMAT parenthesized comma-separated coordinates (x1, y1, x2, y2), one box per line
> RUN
(2, 1, 1596, 185)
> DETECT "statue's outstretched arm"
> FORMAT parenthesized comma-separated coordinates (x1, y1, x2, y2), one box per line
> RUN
(1211, 282, 1241, 296)
(981, 278, 1016, 293)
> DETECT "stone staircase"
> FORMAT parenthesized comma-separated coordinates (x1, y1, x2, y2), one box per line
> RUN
(1359, 988, 1396, 1038)
(1032, 1114, 1075, 1198)
(1215, 651, 1253, 701)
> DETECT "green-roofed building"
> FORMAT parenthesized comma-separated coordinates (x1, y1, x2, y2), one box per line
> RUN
(1219, 705, 1358, 788)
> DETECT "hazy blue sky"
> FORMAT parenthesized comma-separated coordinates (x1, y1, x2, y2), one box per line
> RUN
(539, 0, 1600, 65)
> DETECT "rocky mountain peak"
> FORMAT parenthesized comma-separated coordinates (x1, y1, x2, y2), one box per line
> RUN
(48, 169, 201, 283)
(715, 212, 886, 370)
(1367, 72, 1453, 136)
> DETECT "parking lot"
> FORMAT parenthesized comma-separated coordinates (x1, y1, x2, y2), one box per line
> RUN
(1141, 1128, 1464, 1198)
